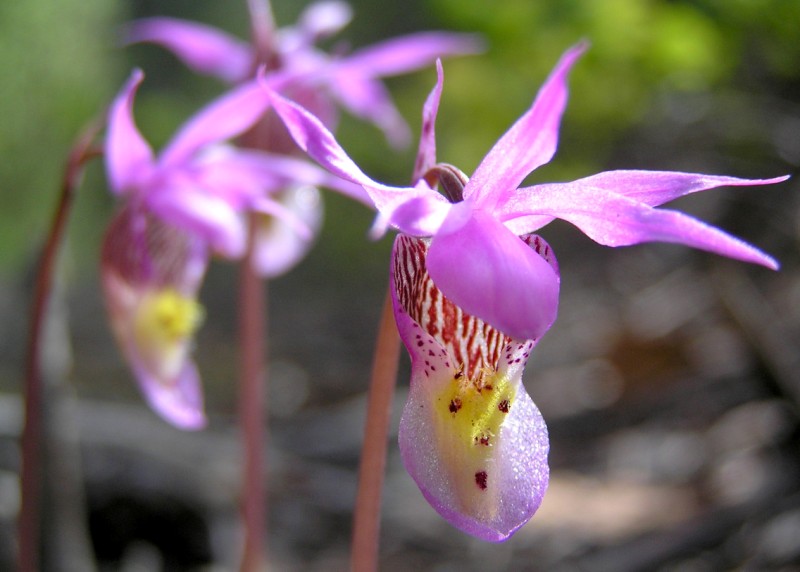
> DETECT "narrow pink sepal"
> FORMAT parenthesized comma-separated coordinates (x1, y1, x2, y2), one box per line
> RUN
(465, 42, 587, 211)
(124, 17, 253, 83)
(222, 149, 372, 205)
(105, 69, 154, 195)
(160, 80, 272, 167)
(266, 89, 450, 235)
(340, 31, 485, 78)
(528, 170, 790, 209)
(427, 204, 560, 341)
(412, 60, 444, 183)
(521, 183, 780, 269)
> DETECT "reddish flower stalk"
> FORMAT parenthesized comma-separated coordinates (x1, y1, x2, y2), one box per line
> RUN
(350, 288, 401, 571)
(19, 121, 101, 572)
(238, 215, 268, 572)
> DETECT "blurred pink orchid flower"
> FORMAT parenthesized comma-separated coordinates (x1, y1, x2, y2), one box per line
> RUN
(101, 69, 364, 428)
(264, 42, 788, 539)
(124, 0, 483, 148)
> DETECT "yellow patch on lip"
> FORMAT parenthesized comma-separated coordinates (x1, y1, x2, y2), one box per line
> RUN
(432, 366, 516, 520)
(136, 288, 204, 343)
(133, 288, 204, 381)
(438, 366, 515, 451)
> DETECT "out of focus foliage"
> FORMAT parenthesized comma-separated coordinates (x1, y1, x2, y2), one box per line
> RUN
(0, 0, 122, 271)
(1, 0, 797, 275)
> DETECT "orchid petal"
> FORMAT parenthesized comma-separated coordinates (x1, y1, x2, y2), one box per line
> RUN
(229, 149, 372, 206)
(327, 72, 411, 148)
(412, 59, 443, 182)
(427, 204, 560, 341)
(391, 235, 549, 541)
(518, 183, 780, 269)
(146, 183, 247, 259)
(465, 42, 587, 211)
(160, 80, 272, 167)
(297, 1, 352, 42)
(266, 90, 450, 234)
(519, 170, 789, 209)
(134, 360, 207, 430)
(124, 17, 253, 83)
(499, 171, 789, 235)
(251, 193, 316, 242)
(105, 69, 154, 195)
(340, 32, 485, 78)
(251, 186, 323, 277)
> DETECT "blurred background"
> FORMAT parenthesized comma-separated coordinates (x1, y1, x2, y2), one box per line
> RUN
(1, 0, 799, 570)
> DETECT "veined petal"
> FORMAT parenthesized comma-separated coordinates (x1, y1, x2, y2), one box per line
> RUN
(266, 90, 450, 234)
(426, 204, 560, 341)
(160, 79, 272, 167)
(391, 235, 549, 541)
(105, 69, 155, 195)
(251, 186, 323, 277)
(124, 17, 253, 83)
(412, 59, 443, 183)
(519, 183, 780, 269)
(465, 42, 587, 211)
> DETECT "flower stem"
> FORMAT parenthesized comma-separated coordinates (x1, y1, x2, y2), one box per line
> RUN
(351, 287, 401, 572)
(238, 217, 268, 572)
(19, 122, 101, 572)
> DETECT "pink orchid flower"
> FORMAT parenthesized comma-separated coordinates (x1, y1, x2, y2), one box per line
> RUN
(102, 69, 364, 428)
(124, 0, 480, 281)
(124, 0, 483, 148)
(264, 42, 788, 540)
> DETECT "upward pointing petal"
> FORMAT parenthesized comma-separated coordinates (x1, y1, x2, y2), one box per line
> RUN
(105, 69, 154, 195)
(124, 17, 253, 83)
(412, 60, 444, 183)
(160, 79, 272, 167)
(266, 89, 450, 235)
(464, 42, 587, 211)
(328, 31, 482, 148)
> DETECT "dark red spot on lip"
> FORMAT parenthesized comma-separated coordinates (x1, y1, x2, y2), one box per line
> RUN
(449, 398, 462, 413)
(476, 434, 490, 446)
(475, 471, 488, 490)
(498, 399, 510, 413)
